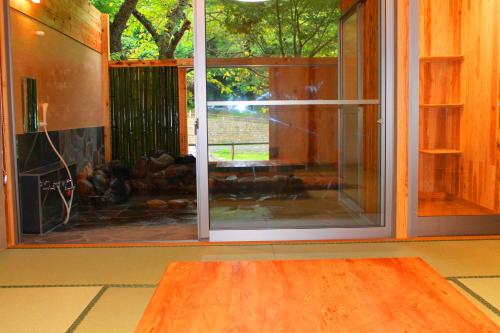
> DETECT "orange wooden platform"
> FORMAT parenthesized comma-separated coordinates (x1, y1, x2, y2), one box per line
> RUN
(136, 258, 498, 333)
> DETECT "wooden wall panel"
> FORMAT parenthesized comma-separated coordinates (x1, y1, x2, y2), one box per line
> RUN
(10, 10, 104, 133)
(498, 5, 500, 212)
(0, 18, 6, 248)
(1, 0, 16, 246)
(361, 0, 380, 214)
(419, 0, 461, 56)
(417, 0, 463, 202)
(458, 0, 499, 212)
(268, 65, 338, 165)
(418, 0, 499, 215)
(10, 0, 102, 52)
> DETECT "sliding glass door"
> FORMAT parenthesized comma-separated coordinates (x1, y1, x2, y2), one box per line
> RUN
(194, 0, 394, 241)
(408, 0, 500, 236)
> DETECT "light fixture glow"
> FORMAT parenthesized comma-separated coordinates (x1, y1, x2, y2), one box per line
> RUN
(31, 0, 41, 4)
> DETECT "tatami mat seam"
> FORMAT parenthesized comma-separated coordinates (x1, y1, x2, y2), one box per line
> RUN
(65, 286, 109, 333)
(0, 277, 498, 289)
(447, 278, 500, 316)
(1, 278, 497, 331)
(0, 284, 157, 288)
(446, 275, 500, 279)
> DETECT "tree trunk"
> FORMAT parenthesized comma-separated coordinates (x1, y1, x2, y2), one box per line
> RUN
(110, 0, 140, 55)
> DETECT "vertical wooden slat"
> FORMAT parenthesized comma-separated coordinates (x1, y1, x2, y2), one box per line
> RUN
(109, 65, 181, 166)
(0, 0, 15, 247)
(101, 14, 112, 163)
(396, 0, 409, 238)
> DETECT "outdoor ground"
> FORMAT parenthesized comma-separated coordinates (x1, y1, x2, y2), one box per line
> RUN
(22, 195, 198, 244)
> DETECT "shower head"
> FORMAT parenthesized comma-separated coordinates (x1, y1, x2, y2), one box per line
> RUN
(40, 103, 49, 127)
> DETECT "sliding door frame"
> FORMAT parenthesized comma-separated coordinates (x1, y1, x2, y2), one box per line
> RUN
(407, 0, 500, 237)
(194, 0, 395, 241)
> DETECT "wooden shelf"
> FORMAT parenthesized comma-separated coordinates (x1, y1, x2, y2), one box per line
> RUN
(419, 103, 464, 109)
(420, 55, 464, 63)
(419, 149, 462, 155)
(419, 197, 497, 217)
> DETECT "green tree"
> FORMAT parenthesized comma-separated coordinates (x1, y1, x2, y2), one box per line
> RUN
(206, 0, 341, 58)
(91, 0, 192, 59)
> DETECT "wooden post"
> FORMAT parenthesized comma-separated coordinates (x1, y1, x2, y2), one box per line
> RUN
(0, 0, 16, 247)
(178, 67, 188, 155)
(395, 0, 409, 238)
(101, 14, 112, 162)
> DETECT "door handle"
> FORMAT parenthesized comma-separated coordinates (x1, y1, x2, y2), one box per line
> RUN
(194, 118, 199, 135)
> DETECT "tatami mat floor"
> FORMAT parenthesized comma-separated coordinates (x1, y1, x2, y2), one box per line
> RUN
(0, 240, 499, 332)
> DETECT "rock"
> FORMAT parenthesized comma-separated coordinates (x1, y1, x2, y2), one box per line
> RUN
(272, 175, 289, 190)
(287, 176, 305, 192)
(130, 157, 149, 179)
(272, 175, 289, 183)
(77, 163, 93, 180)
(146, 199, 168, 209)
(183, 174, 195, 185)
(208, 178, 216, 190)
(94, 164, 111, 174)
(237, 177, 254, 183)
(150, 153, 175, 172)
(109, 160, 129, 179)
(124, 180, 132, 196)
(76, 179, 95, 198)
(237, 177, 255, 192)
(89, 174, 109, 195)
(257, 195, 273, 202)
(226, 175, 238, 181)
(131, 179, 155, 192)
(184, 184, 197, 194)
(94, 169, 108, 178)
(107, 177, 129, 204)
(167, 199, 191, 208)
(255, 176, 273, 192)
(153, 164, 193, 179)
(175, 155, 196, 164)
(152, 178, 171, 191)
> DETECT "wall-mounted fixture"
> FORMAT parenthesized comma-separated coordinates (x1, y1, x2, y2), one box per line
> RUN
(21, 77, 38, 133)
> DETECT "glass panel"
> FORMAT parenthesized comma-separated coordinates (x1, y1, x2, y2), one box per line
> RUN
(418, 0, 500, 217)
(10, 4, 198, 244)
(339, 6, 364, 209)
(205, 0, 382, 230)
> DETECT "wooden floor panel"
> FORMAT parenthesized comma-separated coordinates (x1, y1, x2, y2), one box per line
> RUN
(136, 258, 498, 333)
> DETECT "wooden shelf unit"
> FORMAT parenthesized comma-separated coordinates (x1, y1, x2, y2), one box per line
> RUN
(419, 149, 462, 155)
(417, 0, 500, 217)
(419, 55, 464, 63)
(418, 2, 464, 212)
(419, 103, 464, 109)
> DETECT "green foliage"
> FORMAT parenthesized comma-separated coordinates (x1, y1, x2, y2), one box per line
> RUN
(91, 0, 193, 60)
(92, 0, 341, 60)
(206, 0, 341, 58)
(93, 0, 341, 111)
